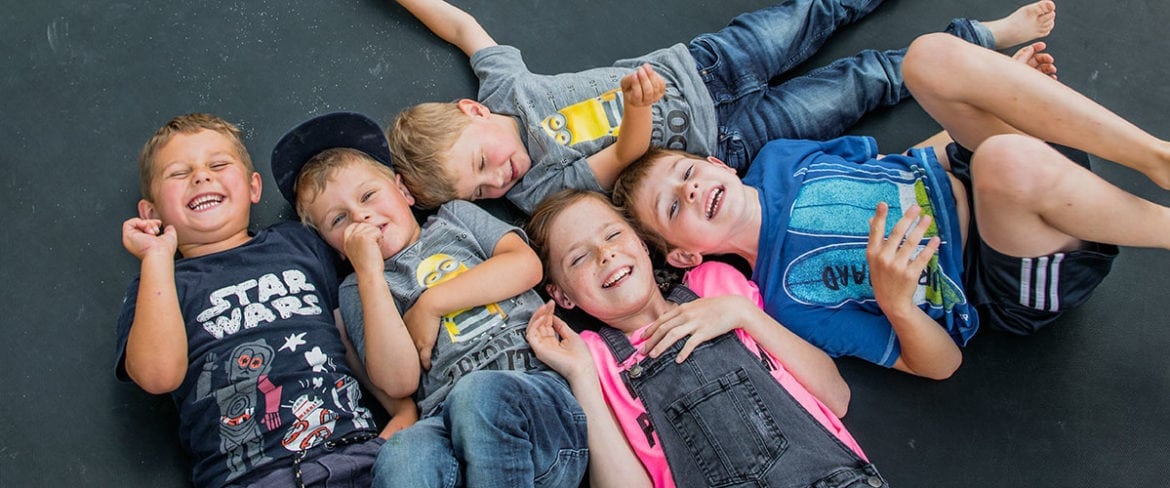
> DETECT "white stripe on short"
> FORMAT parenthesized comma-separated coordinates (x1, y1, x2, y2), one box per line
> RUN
(1018, 254, 1065, 312)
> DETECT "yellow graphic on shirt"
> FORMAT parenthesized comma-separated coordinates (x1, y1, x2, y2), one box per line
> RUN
(540, 88, 624, 146)
(416, 254, 507, 343)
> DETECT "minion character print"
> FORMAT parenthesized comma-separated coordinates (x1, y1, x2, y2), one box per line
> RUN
(416, 253, 508, 342)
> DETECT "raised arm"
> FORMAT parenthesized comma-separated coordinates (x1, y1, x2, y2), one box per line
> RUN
(122, 217, 188, 394)
(404, 231, 542, 368)
(587, 64, 666, 190)
(868, 203, 962, 380)
(395, 0, 496, 57)
(344, 222, 422, 397)
(525, 302, 651, 488)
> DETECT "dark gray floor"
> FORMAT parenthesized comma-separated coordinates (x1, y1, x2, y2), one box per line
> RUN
(3, 0, 1168, 486)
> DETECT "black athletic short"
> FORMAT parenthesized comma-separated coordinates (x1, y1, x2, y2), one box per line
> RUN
(946, 142, 1120, 335)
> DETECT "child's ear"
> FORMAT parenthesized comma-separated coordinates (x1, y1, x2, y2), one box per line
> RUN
(666, 248, 703, 269)
(545, 283, 575, 310)
(456, 99, 491, 119)
(249, 171, 262, 204)
(706, 156, 736, 174)
(137, 199, 157, 220)
(395, 174, 416, 206)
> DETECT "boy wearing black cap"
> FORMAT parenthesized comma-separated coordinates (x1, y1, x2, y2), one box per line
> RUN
(116, 113, 400, 488)
(270, 112, 587, 488)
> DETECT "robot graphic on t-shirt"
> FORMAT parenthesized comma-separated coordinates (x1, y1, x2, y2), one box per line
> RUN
(197, 339, 283, 482)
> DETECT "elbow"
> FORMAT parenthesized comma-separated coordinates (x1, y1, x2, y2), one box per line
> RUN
(920, 355, 962, 381)
(129, 366, 184, 394)
(371, 369, 419, 400)
(827, 381, 852, 418)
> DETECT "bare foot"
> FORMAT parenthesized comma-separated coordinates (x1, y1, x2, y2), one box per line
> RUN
(984, 0, 1056, 49)
(1012, 41, 1057, 79)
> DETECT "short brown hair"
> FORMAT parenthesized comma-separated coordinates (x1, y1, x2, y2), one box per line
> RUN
(293, 147, 397, 228)
(386, 102, 472, 209)
(138, 113, 253, 201)
(611, 147, 692, 254)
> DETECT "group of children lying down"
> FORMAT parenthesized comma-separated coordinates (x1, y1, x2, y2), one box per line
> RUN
(115, 1, 1170, 486)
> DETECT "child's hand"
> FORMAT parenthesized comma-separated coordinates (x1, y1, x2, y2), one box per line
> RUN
(343, 222, 386, 275)
(866, 203, 940, 315)
(379, 398, 419, 440)
(403, 295, 442, 370)
(621, 63, 666, 108)
(640, 295, 753, 363)
(122, 218, 177, 260)
(526, 301, 595, 382)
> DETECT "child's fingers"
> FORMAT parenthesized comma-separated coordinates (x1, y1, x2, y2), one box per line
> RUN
(866, 202, 890, 252)
(911, 236, 941, 271)
(894, 214, 933, 263)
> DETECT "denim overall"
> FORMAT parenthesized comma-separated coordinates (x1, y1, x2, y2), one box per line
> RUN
(597, 286, 888, 488)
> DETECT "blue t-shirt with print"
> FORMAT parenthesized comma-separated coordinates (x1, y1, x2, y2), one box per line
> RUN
(747, 136, 975, 367)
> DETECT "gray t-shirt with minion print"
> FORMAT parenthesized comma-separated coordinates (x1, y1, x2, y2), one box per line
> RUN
(338, 200, 546, 416)
(472, 44, 718, 214)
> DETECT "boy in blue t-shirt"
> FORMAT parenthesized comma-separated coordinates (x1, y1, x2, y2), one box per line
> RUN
(615, 34, 1170, 380)
(387, 0, 1057, 213)
(115, 113, 409, 487)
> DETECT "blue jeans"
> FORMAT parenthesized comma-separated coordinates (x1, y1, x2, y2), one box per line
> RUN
(687, 0, 995, 171)
(372, 370, 588, 488)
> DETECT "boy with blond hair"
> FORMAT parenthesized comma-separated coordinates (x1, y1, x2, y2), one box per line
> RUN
(389, 0, 1057, 213)
(270, 112, 587, 488)
(614, 35, 1170, 380)
(115, 113, 403, 487)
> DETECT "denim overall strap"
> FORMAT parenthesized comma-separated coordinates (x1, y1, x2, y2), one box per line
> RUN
(601, 287, 888, 488)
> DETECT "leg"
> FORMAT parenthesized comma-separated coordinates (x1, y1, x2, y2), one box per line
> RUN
(714, 17, 992, 167)
(688, 0, 883, 92)
(447, 371, 588, 488)
(972, 134, 1170, 256)
(372, 415, 460, 488)
(905, 33, 1170, 188)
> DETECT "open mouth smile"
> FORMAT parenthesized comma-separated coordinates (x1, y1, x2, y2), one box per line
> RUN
(705, 187, 724, 220)
(187, 193, 224, 212)
(602, 266, 632, 289)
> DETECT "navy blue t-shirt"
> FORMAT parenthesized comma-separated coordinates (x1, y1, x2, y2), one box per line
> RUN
(115, 222, 375, 488)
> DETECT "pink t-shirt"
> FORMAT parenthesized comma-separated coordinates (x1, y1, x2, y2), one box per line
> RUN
(580, 261, 867, 488)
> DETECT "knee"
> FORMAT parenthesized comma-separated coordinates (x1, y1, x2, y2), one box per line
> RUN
(904, 33, 968, 97)
(446, 371, 519, 417)
(971, 134, 1058, 199)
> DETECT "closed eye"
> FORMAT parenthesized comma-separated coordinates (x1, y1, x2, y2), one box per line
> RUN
(605, 231, 620, 240)
(329, 212, 347, 229)
(570, 253, 586, 267)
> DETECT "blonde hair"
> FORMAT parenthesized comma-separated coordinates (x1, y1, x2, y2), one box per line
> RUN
(611, 147, 695, 254)
(293, 147, 397, 228)
(138, 113, 253, 201)
(386, 102, 473, 209)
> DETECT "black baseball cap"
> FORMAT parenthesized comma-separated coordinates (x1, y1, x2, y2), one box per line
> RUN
(270, 111, 393, 207)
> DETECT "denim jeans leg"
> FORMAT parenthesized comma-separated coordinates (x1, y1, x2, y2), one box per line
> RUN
(688, 0, 884, 101)
(714, 17, 998, 170)
(447, 370, 589, 488)
(372, 415, 460, 488)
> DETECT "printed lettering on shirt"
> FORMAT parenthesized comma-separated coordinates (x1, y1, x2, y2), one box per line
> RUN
(783, 173, 966, 313)
(196, 269, 324, 339)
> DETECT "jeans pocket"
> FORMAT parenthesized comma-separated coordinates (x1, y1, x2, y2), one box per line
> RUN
(664, 368, 787, 486)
